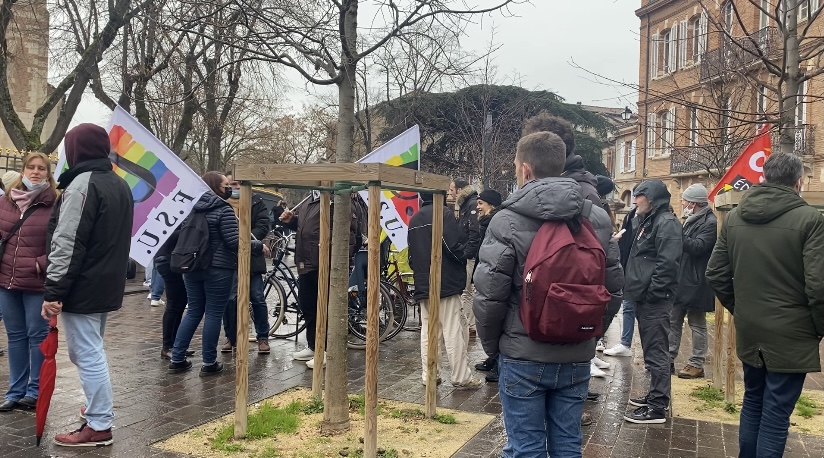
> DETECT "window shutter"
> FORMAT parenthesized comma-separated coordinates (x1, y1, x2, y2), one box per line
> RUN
(813, 0, 821, 12)
(668, 29, 677, 73)
(630, 140, 637, 171)
(650, 33, 659, 78)
(619, 142, 626, 173)
(679, 20, 688, 69)
(646, 113, 657, 158)
(698, 10, 708, 61)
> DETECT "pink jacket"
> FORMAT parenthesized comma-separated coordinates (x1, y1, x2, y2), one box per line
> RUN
(0, 187, 56, 292)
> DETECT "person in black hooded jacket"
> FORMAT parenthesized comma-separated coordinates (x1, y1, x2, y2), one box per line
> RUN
(44, 123, 133, 446)
(622, 179, 683, 424)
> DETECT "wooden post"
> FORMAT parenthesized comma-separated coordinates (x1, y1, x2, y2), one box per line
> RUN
(234, 183, 252, 438)
(364, 184, 382, 458)
(425, 192, 445, 418)
(312, 189, 332, 398)
(713, 301, 725, 390)
(725, 314, 737, 403)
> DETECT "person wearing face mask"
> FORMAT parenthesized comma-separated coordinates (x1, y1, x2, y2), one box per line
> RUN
(707, 153, 824, 458)
(168, 172, 265, 376)
(0, 154, 57, 412)
(220, 173, 271, 355)
(668, 184, 717, 380)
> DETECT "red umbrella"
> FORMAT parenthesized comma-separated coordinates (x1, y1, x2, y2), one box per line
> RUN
(35, 315, 59, 447)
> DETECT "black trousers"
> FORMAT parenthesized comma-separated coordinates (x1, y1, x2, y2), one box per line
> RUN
(156, 261, 188, 350)
(636, 301, 673, 410)
(297, 270, 320, 350)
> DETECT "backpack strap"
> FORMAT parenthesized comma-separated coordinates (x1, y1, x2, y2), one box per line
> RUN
(567, 200, 593, 234)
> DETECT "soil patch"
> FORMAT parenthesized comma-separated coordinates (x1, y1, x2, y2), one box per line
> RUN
(155, 387, 495, 457)
(672, 377, 824, 436)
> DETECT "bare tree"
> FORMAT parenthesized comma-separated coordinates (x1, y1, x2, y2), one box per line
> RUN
(0, 0, 147, 151)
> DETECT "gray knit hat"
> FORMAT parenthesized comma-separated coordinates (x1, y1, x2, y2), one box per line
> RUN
(1, 171, 19, 190)
(682, 183, 709, 204)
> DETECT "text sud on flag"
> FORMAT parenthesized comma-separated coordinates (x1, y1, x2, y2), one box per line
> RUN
(56, 106, 209, 266)
(709, 124, 771, 202)
(356, 125, 421, 251)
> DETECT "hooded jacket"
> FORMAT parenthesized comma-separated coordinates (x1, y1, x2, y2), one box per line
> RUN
(0, 186, 57, 292)
(706, 184, 824, 372)
(623, 180, 683, 305)
(455, 186, 481, 260)
(45, 123, 134, 314)
(194, 191, 263, 270)
(674, 205, 717, 312)
(408, 200, 467, 300)
(472, 178, 623, 363)
(284, 194, 359, 275)
(563, 154, 610, 215)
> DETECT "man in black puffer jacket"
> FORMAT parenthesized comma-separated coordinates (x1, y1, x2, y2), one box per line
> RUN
(408, 193, 480, 388)
(622, 179, 683, 424)
(450, 178, 480, 338)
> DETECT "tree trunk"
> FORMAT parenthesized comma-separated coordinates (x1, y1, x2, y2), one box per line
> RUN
(322, 0, 358, 435)
(207, 125, 224, 171)
(780, 0, 800, 155)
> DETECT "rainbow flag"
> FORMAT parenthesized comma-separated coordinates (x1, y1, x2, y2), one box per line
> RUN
(57, 106, 209, 267)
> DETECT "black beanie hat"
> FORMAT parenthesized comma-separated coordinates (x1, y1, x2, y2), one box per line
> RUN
(478, 189, 503, 207)
(595, 175, 615, 197)
(64, 123, 112, 167)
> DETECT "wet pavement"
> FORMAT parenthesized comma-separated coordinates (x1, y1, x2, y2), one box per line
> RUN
(0, 288, 821, 457)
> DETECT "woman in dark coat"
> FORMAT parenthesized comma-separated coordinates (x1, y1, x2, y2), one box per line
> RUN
(471, 189, 502, 382)
(0, 153, 57, 411)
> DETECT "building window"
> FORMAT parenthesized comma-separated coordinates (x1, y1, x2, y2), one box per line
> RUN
(646, 113, 657, 157)
(607, 146, 615, 175)
(650, 33, 660, 79)
(796, 80, 807, 126)
(662, 29, 672, 73)
(659, 108, 675, 156)
(689, 107, 698, 146)
(629, 139, 636, 171)
(723, 1, 734, 33)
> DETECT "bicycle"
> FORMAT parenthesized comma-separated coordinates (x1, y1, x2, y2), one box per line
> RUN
(382, 250, 419, 333)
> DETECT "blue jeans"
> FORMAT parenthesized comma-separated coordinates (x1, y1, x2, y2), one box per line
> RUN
(150, 259, 165, 300)
(173, 267, 234, 365)
(498, 355, 590, 458)
(62, 312, 114, 431)
(0, 289, 48, 401)
(223, 273, 270, 343)
(620, 300, 636, 347)
(739, 362, 806, 458)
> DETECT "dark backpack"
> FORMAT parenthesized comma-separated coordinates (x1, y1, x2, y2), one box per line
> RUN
(520, 201, 611, 343)
(170, 211, 214, 274)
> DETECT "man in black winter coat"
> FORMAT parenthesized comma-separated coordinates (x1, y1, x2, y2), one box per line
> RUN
(408, 193, 480, 388)
(669, 184, 717, 380)
(222, 174, 272, 355)
(623, 179, 683, 424)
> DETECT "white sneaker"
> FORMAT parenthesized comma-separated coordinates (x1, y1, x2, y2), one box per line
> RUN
(306, 354, 326, 369)
(143, 281, 151, 287)
(147, 293, 151, 300)
(603, 343, 632, 357)
(596, 339, 605, 352)
(590, 363, 607, 378)
(292, 348, 314, 361)
(592, 356, 611, 370)
(150, 299, 165, 307)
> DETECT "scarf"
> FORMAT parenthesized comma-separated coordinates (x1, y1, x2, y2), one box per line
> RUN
(11, 185, 49, 213)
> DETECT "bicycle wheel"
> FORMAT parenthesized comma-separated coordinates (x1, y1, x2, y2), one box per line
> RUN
(267, 275, 305, 338)
(347, 283, 394, 344)
(381, 281, 408, 340)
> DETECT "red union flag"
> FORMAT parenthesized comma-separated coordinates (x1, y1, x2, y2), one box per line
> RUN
(709, 124, 772, 202)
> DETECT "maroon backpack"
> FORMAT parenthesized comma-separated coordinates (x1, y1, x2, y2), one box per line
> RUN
(520, 201, 611, 343)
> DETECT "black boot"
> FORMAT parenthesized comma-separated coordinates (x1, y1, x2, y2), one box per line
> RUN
(485, 365, 499, 383)
(475, 357, 497, 372)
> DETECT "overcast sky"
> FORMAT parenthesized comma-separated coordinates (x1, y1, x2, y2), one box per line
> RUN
(74, 1, 641, 127)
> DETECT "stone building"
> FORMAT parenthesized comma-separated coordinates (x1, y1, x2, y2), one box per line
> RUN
(612, 0, 824, 215)
(0, 0, 61, 170)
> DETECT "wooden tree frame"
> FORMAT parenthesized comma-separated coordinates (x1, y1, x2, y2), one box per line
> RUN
(231, 163, 451, 457)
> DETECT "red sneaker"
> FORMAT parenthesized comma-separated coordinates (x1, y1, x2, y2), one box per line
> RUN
(53, 424, 113, 447)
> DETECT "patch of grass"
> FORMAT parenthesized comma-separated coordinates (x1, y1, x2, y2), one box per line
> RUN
(723, 402, 739, 414)
(381, 449, 399, 458)
(210, 401, 301, 450)
(691, 385, 725, 410)
(388, 407, 425, 420)
(433, 413, 457, 424)
(302, 396, 324, 415)
(211, 424, 245, 452)
(795, 395, 819, 419)
(255, 446, 281, 458)
(349, 394, 366, 414)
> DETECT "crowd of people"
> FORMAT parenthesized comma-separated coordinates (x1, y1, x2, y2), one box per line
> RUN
(0, 115, 818, 456)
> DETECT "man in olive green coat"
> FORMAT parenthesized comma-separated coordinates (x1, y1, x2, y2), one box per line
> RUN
(706, 153, 824, 458)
